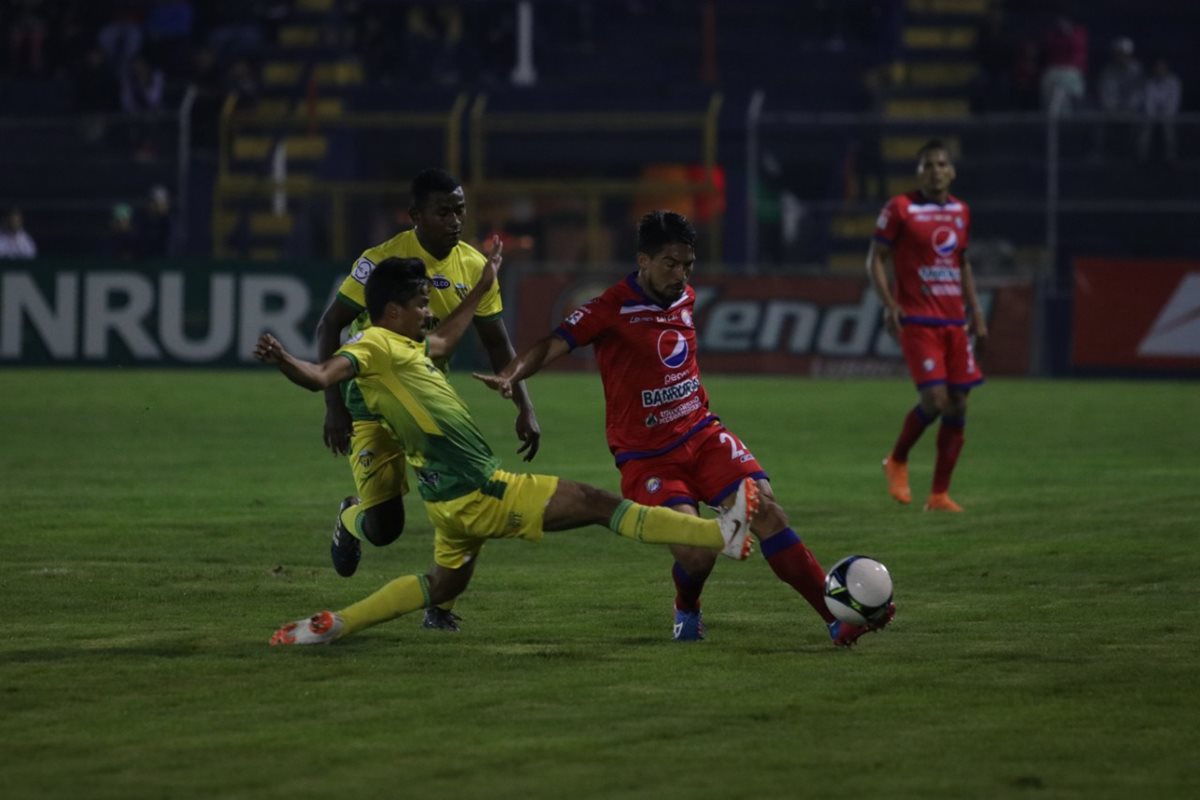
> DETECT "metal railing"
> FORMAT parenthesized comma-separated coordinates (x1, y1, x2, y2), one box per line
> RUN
(213, 92, 727, 264)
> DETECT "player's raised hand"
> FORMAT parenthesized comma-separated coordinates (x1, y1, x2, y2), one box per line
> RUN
(515, 406, 541, 461)
(255, 333, 287, 364)
(482, 235, 503, 284)
(473, 371, 514, 399)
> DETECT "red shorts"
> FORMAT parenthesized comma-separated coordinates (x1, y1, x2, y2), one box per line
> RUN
(619, 422, 767, 508)
(900, 323, 984, 390)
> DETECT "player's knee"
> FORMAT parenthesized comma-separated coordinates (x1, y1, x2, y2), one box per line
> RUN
(361, 498, 406, 547)
(671, 545, 717, 576)
(753, 497, 789, 537)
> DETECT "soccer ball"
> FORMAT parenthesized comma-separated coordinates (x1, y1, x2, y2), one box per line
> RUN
(824, 556, 894, 626)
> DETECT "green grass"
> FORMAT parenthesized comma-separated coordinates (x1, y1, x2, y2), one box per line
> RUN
(2, 370, 1198, 799)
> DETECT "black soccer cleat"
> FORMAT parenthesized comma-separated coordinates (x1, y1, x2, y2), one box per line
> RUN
(421, 607, 463, 632)
(331, 496, 362, 578)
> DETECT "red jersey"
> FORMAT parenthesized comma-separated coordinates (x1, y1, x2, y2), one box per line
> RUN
(554, 273, 715, 465)
(874, 191, 972, 325)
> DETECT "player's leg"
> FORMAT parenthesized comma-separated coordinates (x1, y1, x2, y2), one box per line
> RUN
(269, 559, 479, 646)
(884, 325, 949, 504)
(926, 388, 968, 511)
(668, 540, 716, 641)
(926, 327, 983, 512)
(616, 456, 716, 640)
(543, 478, 755, 559)
(271, 500, 486, 646)
(334, 421, 409, 576)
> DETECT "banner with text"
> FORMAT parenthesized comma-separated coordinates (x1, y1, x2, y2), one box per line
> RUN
(513, 272, 1033, 376)
(0, 260, 341, 366)
(1072, 258, 1200, 371)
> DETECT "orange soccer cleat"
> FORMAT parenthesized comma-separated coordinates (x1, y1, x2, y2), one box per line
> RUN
(924, 492, 964, 512)
(882, 457, 912, 505)
(270, 610, 345, 646)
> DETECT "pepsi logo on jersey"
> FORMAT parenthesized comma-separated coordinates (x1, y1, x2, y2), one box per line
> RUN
(657, 330, 689, 368)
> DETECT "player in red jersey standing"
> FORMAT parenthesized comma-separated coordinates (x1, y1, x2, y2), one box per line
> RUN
(475, 211, 893, 646)
(867, 140, 988, 512)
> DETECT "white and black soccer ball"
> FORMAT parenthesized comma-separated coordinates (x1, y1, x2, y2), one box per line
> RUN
(824, 556, 894, 626)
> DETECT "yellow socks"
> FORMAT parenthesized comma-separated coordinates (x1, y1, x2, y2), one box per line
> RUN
(337, 574, 430, 636)
(607, 500, 722, 549)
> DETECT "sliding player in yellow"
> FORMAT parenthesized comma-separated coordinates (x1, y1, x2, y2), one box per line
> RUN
(315, 168, 538, 632)
(256, 242, 757, 646)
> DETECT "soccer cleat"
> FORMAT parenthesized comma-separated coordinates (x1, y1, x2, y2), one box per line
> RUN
(715, 477, 759, 560)
(882, 456, 912, 505)
(829, 602, 896, 648)
(270, 610, 345, 646)
(672, 607, 705, 641)
(924, 492, 964, 512)
(421, 607, 463, 632)
(331, 495, 362, 577)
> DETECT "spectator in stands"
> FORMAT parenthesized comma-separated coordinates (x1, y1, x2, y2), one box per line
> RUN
(0, 208, 37, 260)
(6, 0, 48, 76)
(97, 1, 144, 76)
(108, 203, 139, 260)
(224, 56, 260, 107)
(1039, 12, 1088, 112)
(120, 55, 166, 160)
(120, 56, 164, 114)
(1093, 37, 1144, 159)
(1138, 57, 1183, 163)
(140, 185, 174, 257)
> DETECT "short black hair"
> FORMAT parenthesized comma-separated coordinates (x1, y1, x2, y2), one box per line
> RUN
(365, 257, 428, 321)
(917, 139, 953, 164)
(410, 168, 461, 211)
(636, 210, 697, 257)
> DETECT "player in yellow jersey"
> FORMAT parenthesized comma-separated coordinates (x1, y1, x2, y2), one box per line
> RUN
(313, 168, 539, 631)
(256, 251, 759, 647)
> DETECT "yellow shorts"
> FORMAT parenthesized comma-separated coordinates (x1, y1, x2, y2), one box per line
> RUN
(348, 420, 408, 509)
(425, 469, 560, 569)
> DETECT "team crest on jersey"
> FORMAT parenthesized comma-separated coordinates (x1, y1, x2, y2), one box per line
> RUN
(932, 227, 958, 257)
(923, 358, 936, 372)
(345, 332, 365, 344)
(357, 449, 375, 468)
(352, 257, 376, 285)
(681, 309, 693, 328)
(657, 330, 689, 369)
(431, 274, 452, 289)
(955, 216, 964, 229)
(645, 477, 662, 494)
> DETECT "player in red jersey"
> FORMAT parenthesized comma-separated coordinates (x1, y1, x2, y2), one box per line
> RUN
(475, 211, 893, 647)
(867, 140, 988, 512)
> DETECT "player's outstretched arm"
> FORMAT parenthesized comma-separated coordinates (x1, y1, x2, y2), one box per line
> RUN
(427, 236, 502, 360)
(473, 333, 570, 399)
(475, 315, 542, 461)
(866, 240, 902, 338)
(255, 333, 355, 391)
(315, 297, 360, 455)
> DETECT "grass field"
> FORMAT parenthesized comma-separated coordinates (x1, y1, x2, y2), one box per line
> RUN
(2, 369, 1198, 799)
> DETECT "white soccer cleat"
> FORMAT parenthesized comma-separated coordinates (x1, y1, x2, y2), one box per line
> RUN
(715, 478, 759, 560)
(270, 610, 345, 646)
